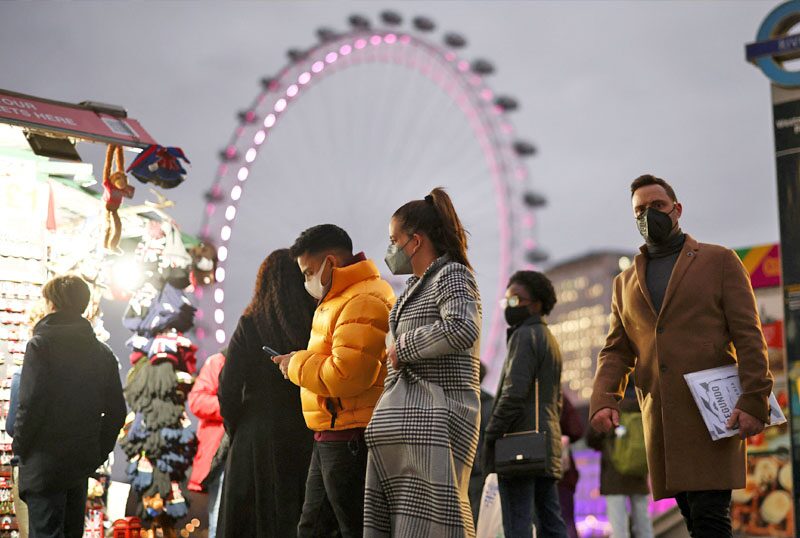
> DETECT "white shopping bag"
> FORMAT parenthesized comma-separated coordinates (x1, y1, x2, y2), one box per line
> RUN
(476, 473, 504, 538)
(475, 473, 537, 538)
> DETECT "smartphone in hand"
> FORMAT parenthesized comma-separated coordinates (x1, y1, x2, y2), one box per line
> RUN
(262, 345, 281, 357)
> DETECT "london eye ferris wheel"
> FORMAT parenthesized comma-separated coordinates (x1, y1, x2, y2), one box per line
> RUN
(195, 11, 547, 384)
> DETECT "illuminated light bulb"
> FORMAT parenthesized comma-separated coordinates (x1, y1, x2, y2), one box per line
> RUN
(221, 226, 231, 241)
(354, 39, 367, 49)
(325, 52, 338, 63)
(340, 44, 352, 56)
(370, 35, 382, 46)
(274, 98, 287, 112)
(264, 114, 276, 128)
(311, 61, 324, 73)
(215, 308, 225, 323)
(215, 288, 225, 304)
(253, 130, 266, 145)
(298, 72, 311, 85)
(237, 167, 249, 181)
(225, 205, 236, 221)
(218, 246, 228, 261)
(215, 329, 226, 344)
(245, 148, 257, 163)
(385, 34, 397, 44)
(111, 258, 143, 292)
(286, 84, 299, 97)
(230, 186, 242, 201)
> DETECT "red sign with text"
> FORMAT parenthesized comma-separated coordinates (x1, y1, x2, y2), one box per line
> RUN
(0, 90, 157, 147)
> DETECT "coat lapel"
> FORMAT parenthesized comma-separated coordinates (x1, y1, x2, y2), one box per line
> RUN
(659, 235, 700, 316)
(634, 253, 657, 316)
(391, 256, 449, 328)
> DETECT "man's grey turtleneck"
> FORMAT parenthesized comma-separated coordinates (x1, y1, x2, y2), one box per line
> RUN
(645, 230, 686, 313)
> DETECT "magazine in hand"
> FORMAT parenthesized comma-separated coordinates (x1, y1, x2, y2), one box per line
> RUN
(684, 365, 786, 441)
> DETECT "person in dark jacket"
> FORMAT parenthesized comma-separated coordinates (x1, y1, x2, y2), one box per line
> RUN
(468, 363, 495, 526)
(483, 270, 568, 538)
(558, 392, 585, 538)
(587, 384, 654, 538)
(13, 274, 126, 538)
(8, 369, 30, 538)
(217, 249, 316, 537)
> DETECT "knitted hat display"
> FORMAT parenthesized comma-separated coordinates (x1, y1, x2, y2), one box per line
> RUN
(164, 482, 188, 519)
(126, 145, 190, 189)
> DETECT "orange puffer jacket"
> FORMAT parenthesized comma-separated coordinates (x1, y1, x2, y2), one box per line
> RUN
(288, 258, 394, 431)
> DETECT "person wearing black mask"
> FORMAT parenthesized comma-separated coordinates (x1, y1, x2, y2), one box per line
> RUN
(590, 174, 773, 538)
(482, 271, 568, 538)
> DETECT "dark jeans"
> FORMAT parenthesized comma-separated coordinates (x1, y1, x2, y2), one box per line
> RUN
(558, 485, 579, 538)
(675, 490, 732, 538)
(498, 475, 568, 538)
(25, 483, 87, 538)
(297, 436, 368, 538)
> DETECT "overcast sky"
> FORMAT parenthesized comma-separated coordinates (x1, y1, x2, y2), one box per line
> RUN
(0, 1, 784, 364)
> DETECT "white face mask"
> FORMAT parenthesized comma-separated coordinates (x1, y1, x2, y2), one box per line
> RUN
(304, 258, 329, 300)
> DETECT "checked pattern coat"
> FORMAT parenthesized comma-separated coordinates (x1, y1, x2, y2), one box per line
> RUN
(364, 256, 482, 537)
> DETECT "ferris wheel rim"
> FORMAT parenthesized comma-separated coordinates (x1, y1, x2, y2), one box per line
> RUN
(196, 22, 537, 369)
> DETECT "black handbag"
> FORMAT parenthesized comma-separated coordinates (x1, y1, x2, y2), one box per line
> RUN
(494, 376, 548, 477)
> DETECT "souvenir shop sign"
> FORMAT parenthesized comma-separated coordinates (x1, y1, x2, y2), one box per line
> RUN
(0, 89, 157, 148)
(736, 244, 782, 290)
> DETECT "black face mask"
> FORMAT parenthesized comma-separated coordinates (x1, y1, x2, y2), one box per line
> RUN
(505, 305, 531, 327)
(636, 206, 676, 244)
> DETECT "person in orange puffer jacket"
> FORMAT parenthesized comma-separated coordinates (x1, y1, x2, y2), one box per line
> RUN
(272, 224, 394, 538)
(188, 350, 226, 537)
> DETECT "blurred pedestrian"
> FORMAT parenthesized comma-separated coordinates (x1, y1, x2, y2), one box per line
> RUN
(217, 249, 316, 537)
(364, 188, 482, 537)
(590, 175, 773, 537)
(187, 349, 226, 537)
(482, 271, 568, 538)
(272, 226, 394, 538)
(587, 384, 653, 538)
(14, 274, 126, 538)
(468, 363, 494, 526)
(558, 393, 585, 538)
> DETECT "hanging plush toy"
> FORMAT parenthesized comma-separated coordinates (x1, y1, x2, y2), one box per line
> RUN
(127, 145, 190, 189)
(102, 144, 135, 253)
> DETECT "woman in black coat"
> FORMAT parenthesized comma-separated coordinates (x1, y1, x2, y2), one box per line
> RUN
(217, 249, 316, 537)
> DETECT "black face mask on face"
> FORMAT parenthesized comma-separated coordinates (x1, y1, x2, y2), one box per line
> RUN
(504, 305, 531, 327)
(636, 206, 677, 244)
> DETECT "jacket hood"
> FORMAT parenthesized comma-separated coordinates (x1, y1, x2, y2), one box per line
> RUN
(33, 311, 96, 342)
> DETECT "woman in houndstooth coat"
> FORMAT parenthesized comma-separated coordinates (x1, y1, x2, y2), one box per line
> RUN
(364, 188, 482, 538)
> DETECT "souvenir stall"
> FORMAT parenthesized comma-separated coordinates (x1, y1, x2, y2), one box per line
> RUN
(0, 89, 202, 537)
(730, 244, 793, 538)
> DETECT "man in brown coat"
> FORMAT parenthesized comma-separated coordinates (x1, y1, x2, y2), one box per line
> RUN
(589, 174, 773, 537)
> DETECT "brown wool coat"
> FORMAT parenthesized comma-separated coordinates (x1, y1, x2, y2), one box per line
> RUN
(590, 235, 773, 500)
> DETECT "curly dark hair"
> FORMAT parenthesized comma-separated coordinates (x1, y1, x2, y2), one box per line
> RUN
(508, 270, 557, 316)
(244, 249, 316, 353)
(289, 224, 353, 259)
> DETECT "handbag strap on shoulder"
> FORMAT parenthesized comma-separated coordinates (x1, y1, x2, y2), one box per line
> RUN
(535, 377, 539, 432)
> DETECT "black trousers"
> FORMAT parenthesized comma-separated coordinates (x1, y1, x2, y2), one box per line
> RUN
(25, 483, 87, 538)
(297, 435, 368, 538)
(675, 490, 732, 538)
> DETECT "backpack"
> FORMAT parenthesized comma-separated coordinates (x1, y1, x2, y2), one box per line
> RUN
(610, 411, 648, 477)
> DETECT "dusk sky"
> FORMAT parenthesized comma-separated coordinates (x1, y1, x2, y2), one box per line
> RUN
(1, 1, 784, 367)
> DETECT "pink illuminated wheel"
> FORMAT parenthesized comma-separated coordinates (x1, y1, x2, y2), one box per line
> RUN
(196, 11, 546, 384)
